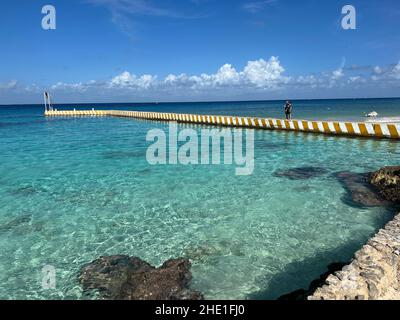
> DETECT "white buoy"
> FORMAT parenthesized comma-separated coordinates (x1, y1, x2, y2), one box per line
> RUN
(366, 111, 378, 118)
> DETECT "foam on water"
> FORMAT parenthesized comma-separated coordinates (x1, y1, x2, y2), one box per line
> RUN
(0, 101, 399, 299)
(366, 117, 400, 123)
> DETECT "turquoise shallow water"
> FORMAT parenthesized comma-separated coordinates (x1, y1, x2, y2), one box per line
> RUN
(0, 99, 399, 299)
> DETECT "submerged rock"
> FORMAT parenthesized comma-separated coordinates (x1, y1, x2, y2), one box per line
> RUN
(183, 241, 245, 262)
(370, 166, 400, 203)
(0, 214, 32, 233)
(9, 185, 39, 196)
(102, 151, 143, 160)
(335, 171, 389, 207)
(273, 167, 328, 180)
(79, 255, 203, 300)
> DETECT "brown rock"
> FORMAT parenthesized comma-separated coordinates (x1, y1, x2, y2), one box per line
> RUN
(79, 255, 203, 300)
(370, 166, 400, 203)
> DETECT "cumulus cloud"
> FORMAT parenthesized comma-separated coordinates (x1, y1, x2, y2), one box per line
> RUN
(40, 57, 400, 97)
(105, 56, 286, 91)
(5, 57, 400, 103)
(242, 57, 285, 86)
(109, 71, 157, 89)
(214, 64, 240, 85)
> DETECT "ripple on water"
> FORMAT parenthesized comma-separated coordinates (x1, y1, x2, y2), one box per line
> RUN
(0, 114, 398, 299)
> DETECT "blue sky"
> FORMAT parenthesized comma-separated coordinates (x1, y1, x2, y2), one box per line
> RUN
(0, 0, 399, 104)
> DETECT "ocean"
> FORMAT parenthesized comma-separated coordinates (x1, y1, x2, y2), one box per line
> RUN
(0, 98, 399, 299)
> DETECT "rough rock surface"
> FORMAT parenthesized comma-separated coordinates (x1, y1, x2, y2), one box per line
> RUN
(309, 214, 400, 300)
(335, 171, 390, 207)
(79, 255, 203, 300)
(370, 166, 400, 203)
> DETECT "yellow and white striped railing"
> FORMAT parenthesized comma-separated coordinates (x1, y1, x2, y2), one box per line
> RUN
(45, 109, 400, 139)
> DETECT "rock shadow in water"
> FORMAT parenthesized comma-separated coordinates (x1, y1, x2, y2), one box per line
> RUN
(0, 214, 32, 233)
(246, 239, 367, 300)
(102, 150, 144, 160)
(277, 262, 347, 300)
(257, 141, 290, 151)
(334, 171, 390, 208)
(273, 167, 328, 180)
(8, 184, 46, 197)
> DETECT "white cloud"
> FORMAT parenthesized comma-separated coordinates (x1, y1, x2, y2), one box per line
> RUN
(242, 0, 278, 13)
(369, 62, 400, 81)
(109, 71, 157, 89)
(294, 75, 322, 88)
(348, 76, 366, 84)
(0, 80, 17, 90)
(51, 82, 87, 92)
(41, 57, 400, 96)
(391, 61, 400, 79)
(87, 0, 206, 38)
(88, 0, 181, 18)
(214, 64, 240, 85)
(242, 57, 285, 87)
(331, 68, 344, 80)
(373, 66, 383, 75)
(133, 56, 285, 90)
(109, 71, 135, 87)
(5, 57, 400, 103)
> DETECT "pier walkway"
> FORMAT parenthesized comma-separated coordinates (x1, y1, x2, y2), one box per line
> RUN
(45, 109, 400, 140)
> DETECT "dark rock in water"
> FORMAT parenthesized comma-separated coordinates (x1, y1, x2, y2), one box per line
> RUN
(0, 214, 32, 233)
(292, 185, 314, 192)
(335, 171, 390, 207)
(184, 245, 220, 262)
(258, 141, 288, 150)
(102, 151, 143, 160)
(138, 168, 152, 174)
(278, 262, 347, 300)
(273, 167, 328, 180)
(79, 255, 203, 300)
(9, 185, 43, 196)
(370, 166, 400, 204)
(183, 241, 245, 262)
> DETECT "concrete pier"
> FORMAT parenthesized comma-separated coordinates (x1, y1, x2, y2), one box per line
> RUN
(45, 109, 400, 139)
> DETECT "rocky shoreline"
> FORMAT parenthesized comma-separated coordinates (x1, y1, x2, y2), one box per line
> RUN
(309, 213, 400, 300)
(308, 166, 400, 300)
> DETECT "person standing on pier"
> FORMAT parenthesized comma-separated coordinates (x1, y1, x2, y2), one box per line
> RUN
(284, 101, 293, 120)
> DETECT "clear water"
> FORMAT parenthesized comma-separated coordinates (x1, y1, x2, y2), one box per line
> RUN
(0, 99, 399, 300)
